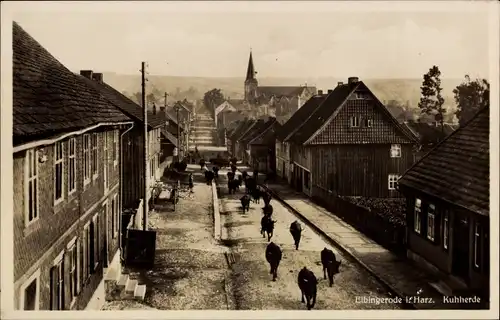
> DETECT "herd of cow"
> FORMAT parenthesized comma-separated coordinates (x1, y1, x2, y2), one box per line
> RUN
(204, 164, 343, 310)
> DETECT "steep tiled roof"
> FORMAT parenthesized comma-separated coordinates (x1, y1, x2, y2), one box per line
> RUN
(79, 76, 166, 129)
(288, 84, 354, 144)
(161, 128, 178, 147)
(276, 94, 328, 141)
(249, 118, 279, 145)
(13, 22, 130, 146)
(399, 106, 489, 216)
(240, 118, 273, 145)
(402, 121, 457, 145)
(289, 81, 416, 145)
(231, 119, 256, 141)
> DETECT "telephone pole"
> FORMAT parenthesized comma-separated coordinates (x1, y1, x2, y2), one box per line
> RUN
(141, 62, 148, 231)
(164, 92, 168, 109)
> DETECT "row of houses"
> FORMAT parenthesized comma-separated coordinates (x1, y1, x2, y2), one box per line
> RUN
(227, 76, 489, 299)
(12, 22, 182, 310)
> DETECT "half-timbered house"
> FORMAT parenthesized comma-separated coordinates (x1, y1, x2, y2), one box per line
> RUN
(287, 77, 417, 198)
(398, 106, 489, 300)
(13, 22, 140, 310)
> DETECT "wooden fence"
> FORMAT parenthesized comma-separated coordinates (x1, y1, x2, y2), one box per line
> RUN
(312, 188, 406, 256)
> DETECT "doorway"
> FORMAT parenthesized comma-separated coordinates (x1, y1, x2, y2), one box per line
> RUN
(452, 213, 470, 280)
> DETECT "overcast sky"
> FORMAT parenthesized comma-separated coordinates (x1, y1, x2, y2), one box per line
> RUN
(5, 1, 493, 79)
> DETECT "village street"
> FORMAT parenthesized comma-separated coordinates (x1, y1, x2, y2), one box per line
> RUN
(217, 167, 403, 310)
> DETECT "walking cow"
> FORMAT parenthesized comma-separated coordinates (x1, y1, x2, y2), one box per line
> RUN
(205, 170, 214, 185)
(260, 215, 276, 242)
(297, 267, 318, 310)
(262, 191, 272, 207)
(289, 220, 303, 250)
(240, 194, 251, 213)
(320, 248, 341, 287)
(265, 242, 282, 281)
(262, 204, 273, 217)
(252, 188, 262, 204)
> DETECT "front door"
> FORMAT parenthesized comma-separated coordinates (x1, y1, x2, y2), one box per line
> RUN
(452, 213, 470, 280)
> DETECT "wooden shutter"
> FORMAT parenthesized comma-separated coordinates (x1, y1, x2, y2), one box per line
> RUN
(89, 223, 95, 273)
(50, 266, 57, 310)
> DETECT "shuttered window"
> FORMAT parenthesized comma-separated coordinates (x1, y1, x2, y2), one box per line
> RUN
(50, 257, 64, 310)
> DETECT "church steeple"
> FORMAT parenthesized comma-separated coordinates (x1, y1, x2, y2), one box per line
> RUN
(246, 50, 256, 81)
(244, 49, 258, 102)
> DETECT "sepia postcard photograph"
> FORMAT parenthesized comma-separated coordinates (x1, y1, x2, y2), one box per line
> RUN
(0, 1, 498, 319)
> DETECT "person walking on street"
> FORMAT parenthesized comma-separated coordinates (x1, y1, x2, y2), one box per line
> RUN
(188, 173, 194, 193)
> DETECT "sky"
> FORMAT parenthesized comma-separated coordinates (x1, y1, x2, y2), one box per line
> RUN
(4, 1, 493, 79)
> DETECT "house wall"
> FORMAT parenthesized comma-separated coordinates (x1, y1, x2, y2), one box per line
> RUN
(275, 140, 291, 183)
(290, 144, 312, 196)
(249, 144, 272, 172)
(310, 144, 413, 198)
(14, 127, 121, 310)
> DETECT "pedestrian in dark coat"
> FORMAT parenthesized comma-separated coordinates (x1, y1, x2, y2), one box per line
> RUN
(188, 173, 194, 193)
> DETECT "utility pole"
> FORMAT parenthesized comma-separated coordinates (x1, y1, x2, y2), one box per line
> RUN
(141, 62, 148, 231)
(164, 92, 168, 109)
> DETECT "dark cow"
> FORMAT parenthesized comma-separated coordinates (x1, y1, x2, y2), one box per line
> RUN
(237, 174, 243, 185)
(260, 215, 276, 242)
(212, 166, 219, 178)
(204, 170, 214, 184)
(253, 169, 259, 182)
(320, 248, 341, 287)
(297, 267, 317, 310)
(262, 204, 273, 217)
(262, 191, 272, 206)
(265, 242, 282, 281)
(199, 159, 206, 170)
(252, 188, 262, 204)
(231, 164, 237, 173)
(228, 179, 239, 194)
(242, 171, 248, 180)
(245, 177, 256, 194)
(289, 220, 303, 250)
(227, 171, 235, 181)
(240, 195, 251, 213)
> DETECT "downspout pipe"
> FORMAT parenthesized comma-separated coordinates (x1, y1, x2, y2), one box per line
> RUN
(119, 123, 135, 262)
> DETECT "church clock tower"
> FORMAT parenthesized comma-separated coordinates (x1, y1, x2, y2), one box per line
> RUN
(244, 50, 258, 102)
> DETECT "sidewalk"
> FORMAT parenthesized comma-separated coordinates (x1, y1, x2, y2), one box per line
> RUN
(261, 182, 459, 310)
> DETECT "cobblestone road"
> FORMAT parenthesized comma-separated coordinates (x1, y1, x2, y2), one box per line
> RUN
(218, 168, 403, 310)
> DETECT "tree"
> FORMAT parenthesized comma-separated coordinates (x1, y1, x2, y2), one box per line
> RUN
(418, 65, 446, 133)
(203, 88, 225, 116)
(453, 75, 489, 126)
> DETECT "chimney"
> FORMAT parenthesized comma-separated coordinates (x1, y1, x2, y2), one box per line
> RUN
(92, 72, 103, 83)
(337, 82, 343, 86)
(328, 89, 333, 94)
(318, 90, 323, 95)
(80, 70, 93, 79)
(348, 77, 359, 85)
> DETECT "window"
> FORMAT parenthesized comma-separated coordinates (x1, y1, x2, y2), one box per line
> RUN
(474, 223, 481, 268)
(83, 134, 91, 184)
(25, 149, 39, 225)
(364, 118, 372, 127)
(83, 224, 91, 281)
(20, 269, 40, 310)
(92, 214, 100, 269)
(388, 174, 400, 190)
(304, 171, 310, 188)
(157, 153, 160, 168)
(112, 195, 118, 238)
(390, 144, 401, 158)
(414, 198, 422, 234)
(350, 116, 359, 127)
(68, 138, 76, 194)
(54, 142, 65, 204)
(113, 130, 118, 166)
(427, 204, 436, 241)
(443, 211, 449, 249)
(50, 253, 64, 310)
(355, 92, 364, 99)
(104, 132, 108, 191)
(91, 133, 98, 179)
(67, 240, 79, 302)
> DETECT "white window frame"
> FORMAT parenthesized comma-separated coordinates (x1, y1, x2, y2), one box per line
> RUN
(474, 223, 481, 268)
(83, 222, 91, 282)
(51, 250, 65, 310)
(355, 92, 364, 100)
(92, 213, 100, 270)
(388, 174, 400, 190)
(91, 133, 98, 180)
(83, 134, 91, 185)
(68, 138, 76, 195)
(443, 211, 449, 249)
(427, 204, 436, 241)
(104, 132, 108, 192)
(390, 144, 402, 158)
(19, 268, 41, 310)
(113, 130, 118, 167)
(350, 116, 359, 128)
(414, 198, 422, 234)
(54, 141, 65, 205)
(66, 237, 79, 305)
(24, 149, 39, 227)
(365, 118, 372, 128)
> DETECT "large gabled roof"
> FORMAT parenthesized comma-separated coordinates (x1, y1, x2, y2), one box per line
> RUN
(13, 22, 130, 146)
(399, 106, 489, 216)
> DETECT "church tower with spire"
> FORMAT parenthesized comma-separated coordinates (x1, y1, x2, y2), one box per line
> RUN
(244, 50, 258, 102)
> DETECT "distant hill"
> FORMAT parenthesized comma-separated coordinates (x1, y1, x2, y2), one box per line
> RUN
(102, 72, 465, 117)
